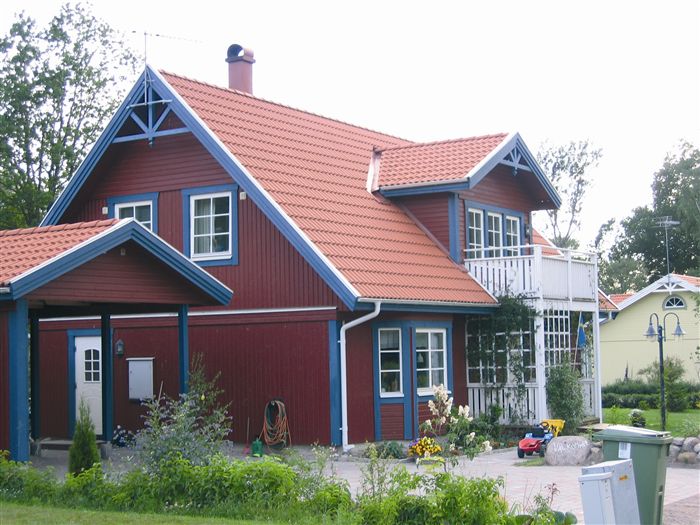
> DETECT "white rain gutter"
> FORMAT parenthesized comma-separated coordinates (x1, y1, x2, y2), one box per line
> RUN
(339, 301, 381, 452)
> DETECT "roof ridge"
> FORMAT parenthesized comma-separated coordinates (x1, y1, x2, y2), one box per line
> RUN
(159, 70, 414, 145)
(376, 132, 509, 153)
(0, 219, 119, 238)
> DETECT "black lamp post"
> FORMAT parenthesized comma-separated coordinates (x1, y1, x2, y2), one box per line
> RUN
(645, 312, 685, 431)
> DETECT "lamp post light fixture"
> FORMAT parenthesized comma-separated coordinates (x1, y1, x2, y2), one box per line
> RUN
(645, 312, 685, 431)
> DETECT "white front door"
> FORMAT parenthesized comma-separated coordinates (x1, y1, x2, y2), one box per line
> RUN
(75, 336, 102, 433)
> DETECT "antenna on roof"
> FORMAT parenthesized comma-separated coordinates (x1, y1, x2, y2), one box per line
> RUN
(655, 216, 679, 285)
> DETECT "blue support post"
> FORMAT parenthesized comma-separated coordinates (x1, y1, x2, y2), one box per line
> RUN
(29, 315, 40, 440)
(178, 305, 189, 393)
(100, 314, 113, 441)
(8, 299, 29, 461)
(328, 320, 341, 446)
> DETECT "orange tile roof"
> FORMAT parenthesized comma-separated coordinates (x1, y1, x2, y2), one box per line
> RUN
(0, 220, 118, 285)
(376, 134, 508, 188)
(673, 273, 700, 287)
(598, 291, 618, 311)
(531, 228, 562, 256)
(163, 73, 495, 305)
(610, 293, 633, 305)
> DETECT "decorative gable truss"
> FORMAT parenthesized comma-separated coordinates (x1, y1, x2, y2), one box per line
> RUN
(112, 72, 189, 145)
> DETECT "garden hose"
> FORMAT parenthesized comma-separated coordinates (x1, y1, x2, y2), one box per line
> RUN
(260, 399, 291, 448)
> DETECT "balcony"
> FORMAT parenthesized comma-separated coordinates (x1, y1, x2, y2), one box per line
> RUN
(464, 244, 598, 304)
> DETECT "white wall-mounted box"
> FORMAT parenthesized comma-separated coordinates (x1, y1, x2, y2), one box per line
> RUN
(127, 357, 154, 401)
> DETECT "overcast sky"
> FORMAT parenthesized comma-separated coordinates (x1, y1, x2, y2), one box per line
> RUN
(3, 0, 699, 248)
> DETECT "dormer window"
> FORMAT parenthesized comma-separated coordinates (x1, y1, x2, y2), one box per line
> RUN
(465, 202, 523, 259)
(107, 192, 158, 232)
(663, 296, 685, 309)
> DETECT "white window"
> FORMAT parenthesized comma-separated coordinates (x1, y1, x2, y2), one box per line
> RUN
(467, 209, 484, 259)
(505, 216, 520, 256)
(487, 212, 502, 257)
(378, 328, 402, 396)
(115, 201, 153, 230)
(663, 296, 685, 309)
(416, 329, 446, 393)
(190, 192, 232, 260)
(84, 348, 100, 383)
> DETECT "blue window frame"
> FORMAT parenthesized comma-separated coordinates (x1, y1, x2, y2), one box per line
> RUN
(182, 184, 239, 266)
(464, 200, 524, 259)
(107, 192, 159, 233)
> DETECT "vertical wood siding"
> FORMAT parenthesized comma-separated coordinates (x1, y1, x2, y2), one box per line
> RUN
(27, 243, 211, 305)
(380, 404, 404, 440)
(39, 329, 71, 437)
(452, 316, 468, 407)
(0, 311, 8, 451)
(398, 194, 450, 249)
(344, 322, 375, 443)
(460, 165, 540, 212)
(62, 134, 343, 310)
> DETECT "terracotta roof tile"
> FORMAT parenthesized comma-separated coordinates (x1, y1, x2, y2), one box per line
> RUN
(376, 134, 508, 188)
(673, 273, 700, 287)
(598, 291, 618, 311)
(0, 220, 118, 285)
(610, 293, 633, 305)
(163, 73, 495, 305)
(531, 229, 562, 256)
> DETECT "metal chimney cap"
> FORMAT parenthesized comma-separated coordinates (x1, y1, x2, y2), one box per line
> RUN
(226, 44, 255, 63)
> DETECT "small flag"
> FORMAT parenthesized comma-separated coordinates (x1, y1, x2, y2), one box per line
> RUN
(577, 312, 586, 348)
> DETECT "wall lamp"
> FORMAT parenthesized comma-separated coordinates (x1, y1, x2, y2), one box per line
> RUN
(115, 339, 125, 358)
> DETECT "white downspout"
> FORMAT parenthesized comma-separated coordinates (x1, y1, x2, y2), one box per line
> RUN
(339, 301, 381, 452)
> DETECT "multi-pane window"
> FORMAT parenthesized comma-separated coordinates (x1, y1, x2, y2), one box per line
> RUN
(544, 309, 571, 368)
(466, 318, 534, 384)
(467, 209, 484, 259)
(486, 212, 502, 257)
(191, 192, 231, 260)
(416, 329, 446, 392)
(663, 296, 685, 309)
(115, 201, 153, 230)
(505, 216, 520, 256)
(378, 328, 402, 396)
(84, 348, 100, 383)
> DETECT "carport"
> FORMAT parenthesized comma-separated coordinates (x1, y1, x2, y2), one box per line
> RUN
(0, 219, 232, 461)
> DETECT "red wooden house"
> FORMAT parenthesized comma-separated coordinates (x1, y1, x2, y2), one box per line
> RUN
(5, 45, 601, 457)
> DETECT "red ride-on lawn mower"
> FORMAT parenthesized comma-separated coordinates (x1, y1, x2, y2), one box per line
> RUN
(517, 419, 565, 458)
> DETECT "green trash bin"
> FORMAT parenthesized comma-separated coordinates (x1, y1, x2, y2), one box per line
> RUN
(594, 425, 672, 525)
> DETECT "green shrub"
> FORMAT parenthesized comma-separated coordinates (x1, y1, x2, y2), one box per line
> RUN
(371, 441, 406, 459)
(61, 464, 114, 508)
(546, 357, 585, 433)
(677, 418, 700, 438)
(605, 405, 627, 425)
(628, 409, 646, 428)
(394, 494, 437, 525)
(136, 356, 231, 472)
(602, 379, 656, 395)
(433, 474, 508, 525)
(0, 451, 58, 503)
(69, 399, 100, 476)
(307, 480, 352, 516)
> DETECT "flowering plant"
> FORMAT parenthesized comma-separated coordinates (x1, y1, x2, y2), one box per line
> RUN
(408, 436, 441, 458)
(111, 425, 135, 447)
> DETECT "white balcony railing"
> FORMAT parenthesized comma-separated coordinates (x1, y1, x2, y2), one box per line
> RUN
(464, 244, 597, 302)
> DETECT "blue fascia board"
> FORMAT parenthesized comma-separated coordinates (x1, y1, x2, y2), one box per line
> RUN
(447, 193, 461, 262)
(514, 137, 562, 208)
(41, 72, 152, 226)
(355, 301, 496, 315)
(379, 180, 470, 198)
(9, 220, 232, 305)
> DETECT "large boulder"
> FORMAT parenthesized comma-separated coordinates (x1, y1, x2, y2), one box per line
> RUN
(545, 436, 592, 466)
(676, 452, 697, 465)
(682, 437, 700, 452)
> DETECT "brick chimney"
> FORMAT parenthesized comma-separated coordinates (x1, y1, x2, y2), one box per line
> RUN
(226, 44, 255, 94)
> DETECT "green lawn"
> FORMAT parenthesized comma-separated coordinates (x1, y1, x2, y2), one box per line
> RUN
(602, 407, 700, 436)
(0, 502, 278, 525)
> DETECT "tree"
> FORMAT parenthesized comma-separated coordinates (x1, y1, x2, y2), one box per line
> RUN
(536, 140, 602, 249)
(68, 398, 100, 475)
(0, 3, 137, 229)
(608, 143, 700, 281)
(594, 218, 648, 294)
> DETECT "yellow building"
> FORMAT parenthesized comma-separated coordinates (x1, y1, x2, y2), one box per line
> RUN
(600, 274, 700, 385)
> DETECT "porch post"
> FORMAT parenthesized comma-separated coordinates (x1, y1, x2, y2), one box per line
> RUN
(100, 313, 113, 441)
(532, 245, 548, 421)
(29, 314, 40, 440)
(178, 305, 189, 393)
(8, 299, 29, 461)
(592, 254, 603, 420)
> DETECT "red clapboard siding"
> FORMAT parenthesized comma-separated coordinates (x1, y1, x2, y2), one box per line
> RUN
(39, 329, 72, 437)
(189, 319, 331, 444)
(344, 322, 375, 443)
(398, 194, 450, 249)
(452, 316, 467, 408)
(461, 165, 540, 212)
(0, 310, 9, 451)
(418, 402, 431, 429)
(62, 132, 343, 311)
(26, 242, 212, 305)
(380, 404, 404, 440)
